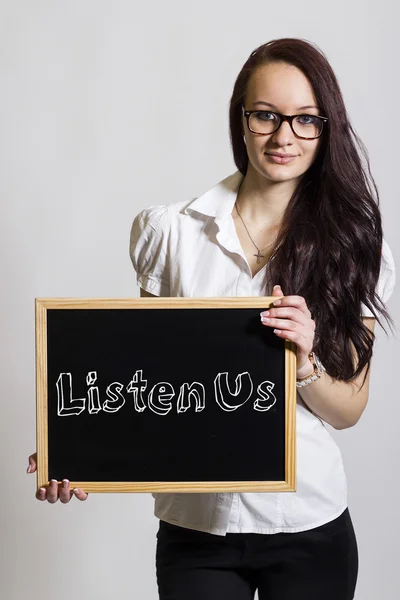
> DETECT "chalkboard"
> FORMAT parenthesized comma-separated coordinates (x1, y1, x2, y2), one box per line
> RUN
(35, 297, 297, 493)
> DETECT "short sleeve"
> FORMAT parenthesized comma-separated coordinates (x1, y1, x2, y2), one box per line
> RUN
(129, 205, 170, 296)
(361, 238, 396, 317)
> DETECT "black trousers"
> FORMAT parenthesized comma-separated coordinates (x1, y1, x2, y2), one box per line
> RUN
(156, 508, 358, 600)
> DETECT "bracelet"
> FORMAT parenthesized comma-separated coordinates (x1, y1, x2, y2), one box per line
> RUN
(296, 352, 325, 388)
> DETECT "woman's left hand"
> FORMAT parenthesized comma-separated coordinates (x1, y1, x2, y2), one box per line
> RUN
(260, 285, 316, 377)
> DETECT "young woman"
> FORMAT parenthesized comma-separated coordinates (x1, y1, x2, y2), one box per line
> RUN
(28, 38, 396, 600)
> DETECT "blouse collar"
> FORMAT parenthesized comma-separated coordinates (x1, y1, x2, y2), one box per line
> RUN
(183, 170, 244, 221)
(183, 170, 246, 259)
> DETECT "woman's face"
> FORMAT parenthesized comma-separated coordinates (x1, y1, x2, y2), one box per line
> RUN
(242, 62, 323, 184)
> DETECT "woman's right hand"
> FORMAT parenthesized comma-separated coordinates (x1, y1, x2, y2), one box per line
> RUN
(27, 452, 89, 503)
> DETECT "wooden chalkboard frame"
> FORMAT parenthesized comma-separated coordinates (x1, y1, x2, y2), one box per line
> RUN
(35, 297, 297, 493)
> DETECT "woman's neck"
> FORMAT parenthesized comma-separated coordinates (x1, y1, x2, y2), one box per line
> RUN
(235, 168, 299, 229)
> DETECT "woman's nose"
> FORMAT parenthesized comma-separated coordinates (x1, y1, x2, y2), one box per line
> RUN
(271, 120, 295, 145)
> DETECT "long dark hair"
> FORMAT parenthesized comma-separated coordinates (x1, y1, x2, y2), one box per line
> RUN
(229, 37, 395, 384)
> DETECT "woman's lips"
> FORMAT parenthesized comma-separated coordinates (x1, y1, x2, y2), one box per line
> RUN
(266, 153, 297, 164)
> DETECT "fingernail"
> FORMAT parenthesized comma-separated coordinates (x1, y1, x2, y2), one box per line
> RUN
(273, 300, 281, 306)
(62, 479, 69, 488)
(273, 285, 281, 290)
(73, 488, 79, 494)
(27, 465, 31, 473)
(39, 488, 46, 493)
(50, 479, 58, 485)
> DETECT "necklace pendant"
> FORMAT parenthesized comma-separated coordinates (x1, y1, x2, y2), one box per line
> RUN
(254, 251, 264, 264)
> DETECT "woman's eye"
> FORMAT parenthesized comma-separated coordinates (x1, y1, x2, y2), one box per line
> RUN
(255, 111, 276, 121)
(297, 115, 316, 125)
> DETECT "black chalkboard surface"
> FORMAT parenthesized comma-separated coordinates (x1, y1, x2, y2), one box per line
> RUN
(35, 298, 296, 493)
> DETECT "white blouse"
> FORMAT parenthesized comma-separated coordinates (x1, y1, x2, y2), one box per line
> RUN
(129, 170, 396, 536)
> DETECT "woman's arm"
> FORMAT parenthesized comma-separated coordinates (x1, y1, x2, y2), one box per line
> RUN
(297, 317, 376, 430)
(140, 288, 158, 298)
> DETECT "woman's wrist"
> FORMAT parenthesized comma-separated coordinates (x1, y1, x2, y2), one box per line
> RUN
(296, 359, 315, 380)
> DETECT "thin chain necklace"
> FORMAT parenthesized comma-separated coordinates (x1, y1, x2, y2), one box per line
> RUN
(234, 201, 273, 264)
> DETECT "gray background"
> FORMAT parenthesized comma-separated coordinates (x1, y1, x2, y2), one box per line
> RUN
(1, 1, 398, 599)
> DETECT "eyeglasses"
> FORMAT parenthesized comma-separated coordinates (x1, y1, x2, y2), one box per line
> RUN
(241, 104, 328, 140)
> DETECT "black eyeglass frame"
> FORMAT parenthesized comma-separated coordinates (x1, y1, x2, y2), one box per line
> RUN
(241, 104, 329, 140)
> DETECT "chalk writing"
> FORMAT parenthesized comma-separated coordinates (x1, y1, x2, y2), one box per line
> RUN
(56, 370, 277, 416)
